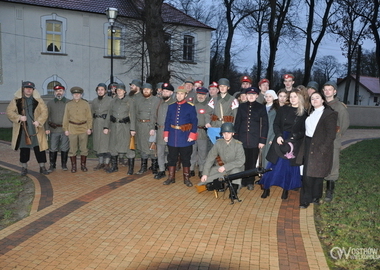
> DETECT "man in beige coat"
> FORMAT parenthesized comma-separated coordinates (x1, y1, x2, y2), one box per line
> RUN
(6, 81, 49, 176)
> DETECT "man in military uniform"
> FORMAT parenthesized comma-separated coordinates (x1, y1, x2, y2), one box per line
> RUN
(107, 83, 118, 98)
(154, 83, 176, 179)
(233, 75, 252, 97)
(6, 81, 49, 176)
(306, 81, 319, 97)
(190, 87, 212, 178)
(256, 78, 270, 104)
(134, 83, 160, 174)
(163, 86, 198, 187)
(45, 85, 70, 172)
(208, 81, 219, 101)
(184, 77, 196, 102)
(91, 83, 112, 171)
(106, 83, 136, 174)
(281, 74, 297, 92)
(62, 87, 93, 173)
(206, 78, 239, 144)
(322, 81, 350, 202)
(198, 123, 245, 195)
(129, 79, 143, 99)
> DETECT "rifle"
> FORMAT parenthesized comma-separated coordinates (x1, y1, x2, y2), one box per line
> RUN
(21, 81, 32, 145)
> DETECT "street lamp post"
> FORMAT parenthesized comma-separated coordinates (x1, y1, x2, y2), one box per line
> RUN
(106, 7, 118, 84)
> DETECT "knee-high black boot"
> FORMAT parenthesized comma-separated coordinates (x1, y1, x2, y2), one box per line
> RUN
(324, 180, 335, 202)
(106, 156, 119, 173)
(48, 151, 58, 172)
(136, 158, 148, 174)
(61, 151, 69, 171)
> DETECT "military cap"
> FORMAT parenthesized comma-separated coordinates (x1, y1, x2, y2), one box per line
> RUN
(258, 78, 270, 86)
(142, 83, 153, 90)
(96, 83, 107, 90)
(70, 86, 84, 94)
(196, 87, 208, 95)
(156, 82, 164, 89)
(162, 83, 174, 91)
(175, 85, 187, 93)
(116, 83, 126, 91)
(240, 75, 252, 84)
(221, 122, 235, 133)
(306, 81, 319, 91)
(323, 81, 338, 90)
(209, 81, 219, 88)
(108, 82, 118, 90)
(54, 85, 65, 91)
(245, 87, 259, 95)
(283, 74, 295, 80)
(22, 81, 35, 89)
(129, 79, 142, 88)
(184, 77, 194, 84)
(194, 80, 204, 86)
(218, 78, 230, 87)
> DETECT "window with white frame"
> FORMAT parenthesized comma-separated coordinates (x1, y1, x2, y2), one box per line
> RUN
(183, 35, 195, 62)
(41, 14, 66, 53)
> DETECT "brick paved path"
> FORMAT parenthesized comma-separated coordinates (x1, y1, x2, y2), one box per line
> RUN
(0, 129, 379, 269)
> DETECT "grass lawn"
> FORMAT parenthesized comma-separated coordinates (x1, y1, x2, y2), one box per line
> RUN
(315, 138, 380, 270)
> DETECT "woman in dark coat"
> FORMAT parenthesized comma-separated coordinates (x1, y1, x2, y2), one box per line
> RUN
(260, 90, 307, 199)
(297, 92, 337, 208)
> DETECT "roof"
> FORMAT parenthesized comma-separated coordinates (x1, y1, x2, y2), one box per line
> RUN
(338, 75, 380, 95)
(1, 0, 213, 29)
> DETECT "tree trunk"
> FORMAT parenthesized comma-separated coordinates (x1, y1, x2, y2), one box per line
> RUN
(144, 0, 170, 86)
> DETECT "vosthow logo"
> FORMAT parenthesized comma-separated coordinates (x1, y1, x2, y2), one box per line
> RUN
(330, 247, 380, 260)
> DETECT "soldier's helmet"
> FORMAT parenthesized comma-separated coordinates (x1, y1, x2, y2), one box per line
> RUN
(221, 122, 235, 133)
(306, 81, 319, 91)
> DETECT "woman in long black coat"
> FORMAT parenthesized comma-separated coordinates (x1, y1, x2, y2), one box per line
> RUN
(260, 90, 307, 199)
(297, 92, 337, 208)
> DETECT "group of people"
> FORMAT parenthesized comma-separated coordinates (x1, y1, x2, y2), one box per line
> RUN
(6, 74, 349, 208)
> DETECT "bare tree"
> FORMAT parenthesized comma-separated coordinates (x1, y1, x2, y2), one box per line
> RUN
(313, 55, 342, 83)
(221, 0, 260, 77)
(266, 0, 294, 84)
(243, 0, 271, 81)
(293, 0, 335, 86)
(330, 0, 370, 103)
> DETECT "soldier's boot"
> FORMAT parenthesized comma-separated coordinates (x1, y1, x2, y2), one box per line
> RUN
(136, 158, 148, 175)
(261, 189, 270, 199)
(106, 156, 119, 173)
(281, 189, 289, 200)
(80, 156, 88, 172)
(154, 171, 166, 179)
(70, 156, 77, 173)
(127, 158, 135, 175)
(47, 151, 58, 173)
(183, 167, 193, 187)
(163, 166, 176, 185)
(93, 156, 105, 171)
(103, 157, 111, 171)
(324, 180, 335, 202)
(39, 163, 50, 175)
(61, 151, 69, 171)
(151, 159, 159, 175)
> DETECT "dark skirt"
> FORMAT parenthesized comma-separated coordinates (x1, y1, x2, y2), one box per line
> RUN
(259, 131, 302, 190)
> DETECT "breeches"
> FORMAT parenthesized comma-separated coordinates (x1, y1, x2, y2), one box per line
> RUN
(68, 133, 88, 157)
(167, 145, 192, 167)
(20, 146, 47, 163)
(49, 132, 69, 152)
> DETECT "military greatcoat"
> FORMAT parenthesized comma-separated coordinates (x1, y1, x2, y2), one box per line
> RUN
(208, 93, 239, 127)
(91, 95, 112, 154)
(106, 95, 135, 155)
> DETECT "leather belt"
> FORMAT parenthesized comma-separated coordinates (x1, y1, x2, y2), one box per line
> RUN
(93, 113, 107, 119)
(197, 126, 205, 129)
(69, 121, 87, 125)
(139, 119, 150, 123)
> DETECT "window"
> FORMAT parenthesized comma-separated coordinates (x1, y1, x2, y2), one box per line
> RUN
(42, 75, 66, 96)
(374, 96, 378, 103)
(41, 14, 66, 54)
(47, 81, 61, 95)
(107, 26, 122, 56)
(183, 35, 195, 62)
(164, 33, 172, 60)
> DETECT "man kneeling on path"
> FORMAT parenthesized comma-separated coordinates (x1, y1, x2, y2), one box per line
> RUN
(198, 123, 245, 195)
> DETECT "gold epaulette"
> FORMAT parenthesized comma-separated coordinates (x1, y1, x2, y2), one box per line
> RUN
(187, 102, 194, 106)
